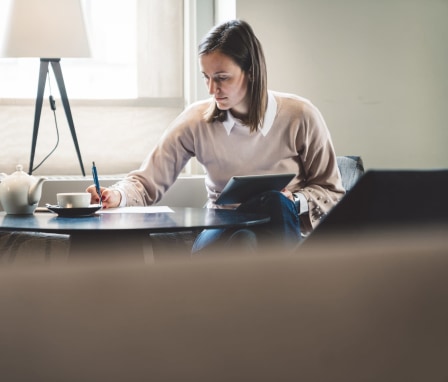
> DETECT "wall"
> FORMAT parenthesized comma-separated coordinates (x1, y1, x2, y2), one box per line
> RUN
(0, 102, 182, 176)
(237, 0, 448, 170)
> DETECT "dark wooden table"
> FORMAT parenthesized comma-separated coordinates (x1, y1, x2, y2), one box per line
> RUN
(0, 207, 270, 262)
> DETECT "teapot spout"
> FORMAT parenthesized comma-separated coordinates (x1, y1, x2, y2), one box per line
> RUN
(28, 177, 47, 205)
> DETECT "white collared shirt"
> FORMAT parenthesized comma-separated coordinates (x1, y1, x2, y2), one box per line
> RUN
(222, 91, 277, 136)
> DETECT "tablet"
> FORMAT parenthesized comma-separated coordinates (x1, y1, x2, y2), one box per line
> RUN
(215, 173, 296, 205)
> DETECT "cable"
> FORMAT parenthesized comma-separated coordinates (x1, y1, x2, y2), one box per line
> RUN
(31, 69, 60, 173)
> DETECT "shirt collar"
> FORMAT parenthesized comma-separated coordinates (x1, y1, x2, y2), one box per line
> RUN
(222, 91, 277, 136)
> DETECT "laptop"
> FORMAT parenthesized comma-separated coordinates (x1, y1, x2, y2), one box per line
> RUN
(215, 173, 295, 205)
(308, 169, 448, 238)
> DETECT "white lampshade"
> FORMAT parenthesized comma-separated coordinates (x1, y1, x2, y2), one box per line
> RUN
(1, 0, 90, 58)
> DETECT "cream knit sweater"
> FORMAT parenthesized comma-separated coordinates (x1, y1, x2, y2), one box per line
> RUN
(112, 91, 345, 234)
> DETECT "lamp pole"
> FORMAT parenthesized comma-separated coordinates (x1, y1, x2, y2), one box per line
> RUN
(29, 58, 85, 176)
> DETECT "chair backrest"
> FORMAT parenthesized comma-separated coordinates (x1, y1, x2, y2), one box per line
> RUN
(336, 155, 365, 192)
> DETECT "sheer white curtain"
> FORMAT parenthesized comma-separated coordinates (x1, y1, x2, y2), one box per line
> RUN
(0, 0, 139, 99)
(0, 0, 188, 103)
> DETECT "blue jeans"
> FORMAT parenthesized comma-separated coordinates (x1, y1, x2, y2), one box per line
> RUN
(192, 190, 301, 255)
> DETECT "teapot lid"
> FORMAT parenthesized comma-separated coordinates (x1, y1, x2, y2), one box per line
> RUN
(12, 164, 29, 176)
(8, 164, 30, 178)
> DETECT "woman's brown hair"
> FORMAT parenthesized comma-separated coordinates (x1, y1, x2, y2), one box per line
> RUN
(198, 20, 268, 133)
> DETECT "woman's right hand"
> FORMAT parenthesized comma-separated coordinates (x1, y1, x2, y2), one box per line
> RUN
(86, 185, 122, 209)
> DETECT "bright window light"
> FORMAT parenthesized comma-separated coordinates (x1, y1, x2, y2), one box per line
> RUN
(0, 0, 137, 99)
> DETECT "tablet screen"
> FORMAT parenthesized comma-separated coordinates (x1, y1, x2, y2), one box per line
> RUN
(215, 173, 295, 205)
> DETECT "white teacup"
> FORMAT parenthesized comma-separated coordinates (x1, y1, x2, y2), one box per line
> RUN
(57, 192, 91, 208)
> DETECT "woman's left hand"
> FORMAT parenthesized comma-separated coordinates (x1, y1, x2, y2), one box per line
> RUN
(281, 188, 294, 202)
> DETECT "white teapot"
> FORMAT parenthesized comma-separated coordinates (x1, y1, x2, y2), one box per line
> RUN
(0, 165, 46, 215)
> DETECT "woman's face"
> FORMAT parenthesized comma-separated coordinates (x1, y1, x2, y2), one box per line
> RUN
(199, 51, 249, 116)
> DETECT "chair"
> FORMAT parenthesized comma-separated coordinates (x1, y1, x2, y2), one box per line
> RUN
(336, 155, 365, 192)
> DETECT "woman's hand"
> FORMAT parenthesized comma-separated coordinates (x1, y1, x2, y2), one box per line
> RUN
(86, 185, 122, 209)
(281, 188, 294, 202)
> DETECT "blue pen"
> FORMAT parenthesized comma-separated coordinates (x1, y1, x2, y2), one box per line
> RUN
(92, 161, 102, 205)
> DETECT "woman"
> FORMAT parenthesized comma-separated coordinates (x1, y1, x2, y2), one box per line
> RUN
(87, 19, 345, 254)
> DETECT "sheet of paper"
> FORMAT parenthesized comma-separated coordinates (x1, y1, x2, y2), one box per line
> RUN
(98, 206, 174, 214)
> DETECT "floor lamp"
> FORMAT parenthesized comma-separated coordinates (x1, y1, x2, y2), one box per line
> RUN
(0, 0, 91, 175)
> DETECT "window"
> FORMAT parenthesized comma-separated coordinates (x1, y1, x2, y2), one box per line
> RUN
(0, 0, 185, 176)
(0, 0, 235, 175)
(0, 0, 138, 99)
